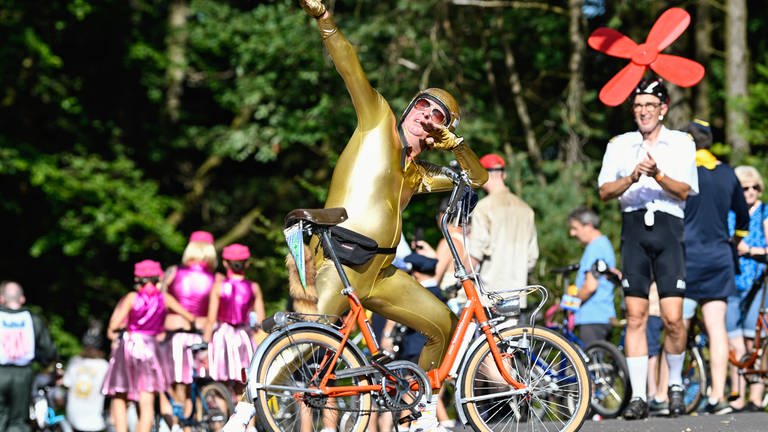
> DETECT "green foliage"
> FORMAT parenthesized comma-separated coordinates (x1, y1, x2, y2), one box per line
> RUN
(2, 0, 768, 349)
(26, 152, 183, 259)
(746, 56, 768, 147)
(28, 305, 81, 361)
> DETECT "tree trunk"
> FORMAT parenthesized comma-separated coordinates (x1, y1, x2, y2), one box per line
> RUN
(499, 22, 544, 185)
(166, 0, 189, 122)
(725, 0, 750, 160)
(563, 0, 585, 166)
(693, 1, 712, 121)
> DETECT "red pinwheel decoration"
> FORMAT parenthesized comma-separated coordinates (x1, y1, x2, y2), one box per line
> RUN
(588, 7, 705, 106)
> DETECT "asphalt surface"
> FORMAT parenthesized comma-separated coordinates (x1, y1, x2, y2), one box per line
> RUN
(445, 411, 768, 432)
(578, 411, 768, 432)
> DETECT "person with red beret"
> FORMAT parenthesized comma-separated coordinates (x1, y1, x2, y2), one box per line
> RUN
(468, 153, 539, 313)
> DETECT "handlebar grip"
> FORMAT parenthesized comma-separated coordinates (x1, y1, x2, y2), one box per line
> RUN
(441, 166, 459, 182)
(550, 263, 580, 275)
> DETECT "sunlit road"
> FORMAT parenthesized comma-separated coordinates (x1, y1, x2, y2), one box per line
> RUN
(579, 411, 768, 431)
(448, 411, 768, 432)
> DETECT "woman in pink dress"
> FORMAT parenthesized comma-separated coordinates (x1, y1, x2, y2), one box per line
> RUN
(159, 231, 217, 424)
(205, 243, 265, 395)
(102, 260, 194, 432)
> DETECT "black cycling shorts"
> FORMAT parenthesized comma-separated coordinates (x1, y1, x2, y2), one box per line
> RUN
(620, 210, 686, 299)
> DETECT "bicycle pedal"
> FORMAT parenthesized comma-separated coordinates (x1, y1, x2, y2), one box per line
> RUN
(398, 412, 421, 425)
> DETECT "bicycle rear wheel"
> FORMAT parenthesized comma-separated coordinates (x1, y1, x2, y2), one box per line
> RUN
(252, 328, 372, 432)
(684, 345, 708, 414)
(585, 340, 630, 418)
(457, 326, 590, 432)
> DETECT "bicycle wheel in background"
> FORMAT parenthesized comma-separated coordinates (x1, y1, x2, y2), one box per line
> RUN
(457, 326, 590, 432)
(199, 381, 234, 431)
(251, 328, 373, 432)
(585, 340, 630, 418)
(684, 342, 708, 414)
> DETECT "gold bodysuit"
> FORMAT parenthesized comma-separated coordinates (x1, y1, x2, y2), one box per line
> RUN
(312, 14, 487, 371)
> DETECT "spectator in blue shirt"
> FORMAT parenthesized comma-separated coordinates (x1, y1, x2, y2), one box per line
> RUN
(567, 207, 618, 346)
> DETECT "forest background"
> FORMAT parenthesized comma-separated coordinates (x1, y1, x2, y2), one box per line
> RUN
(2, 0, 767, 358)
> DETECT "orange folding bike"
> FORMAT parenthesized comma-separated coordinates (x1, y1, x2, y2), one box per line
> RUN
(242, 168, 589, 432)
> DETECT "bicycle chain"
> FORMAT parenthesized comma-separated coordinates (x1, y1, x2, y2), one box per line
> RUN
(301, 389, 420, 414)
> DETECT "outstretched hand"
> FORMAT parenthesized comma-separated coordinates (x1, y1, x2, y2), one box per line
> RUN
(420, 121, 463, 150)
(300, 0, 327, 18)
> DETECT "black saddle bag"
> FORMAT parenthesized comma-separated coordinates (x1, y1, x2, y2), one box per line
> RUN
(325, 226, 396, 266)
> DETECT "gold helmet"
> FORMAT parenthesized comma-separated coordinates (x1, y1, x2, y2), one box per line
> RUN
(401, 87, 461, 132)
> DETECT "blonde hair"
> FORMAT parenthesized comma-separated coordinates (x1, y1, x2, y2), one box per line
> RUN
(181, 241, 218, 270)
(734, 165, 765, 192)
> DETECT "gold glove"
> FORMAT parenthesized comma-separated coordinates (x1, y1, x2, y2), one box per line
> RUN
(427, 125, 463, 150)
(300, 0, 326, 18)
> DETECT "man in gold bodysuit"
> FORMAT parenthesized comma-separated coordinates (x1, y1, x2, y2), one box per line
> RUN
(302, 0, 487, 374)
(223, 2, 486, 431)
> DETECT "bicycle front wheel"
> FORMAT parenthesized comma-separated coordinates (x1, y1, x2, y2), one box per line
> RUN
(252, 328, 372, 432)
(457, 326, 590, 432)
(585, 340, 630, 418)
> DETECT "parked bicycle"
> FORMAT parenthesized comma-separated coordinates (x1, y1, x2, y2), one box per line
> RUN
(237, 167, 590, 432)
(545, 262, 630, 419)
(31, 362, 72, 432)
(728, 252, 768, 385)
(154, 333, 234, 432)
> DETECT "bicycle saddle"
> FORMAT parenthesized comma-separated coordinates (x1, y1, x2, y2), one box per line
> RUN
(285, 207, 348, 227)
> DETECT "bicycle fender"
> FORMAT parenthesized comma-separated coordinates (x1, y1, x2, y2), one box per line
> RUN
(244, 321, 368, 402)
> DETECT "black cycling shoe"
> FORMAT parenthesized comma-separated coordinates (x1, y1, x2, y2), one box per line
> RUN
(668, 384, 686, 417)
(623, 397, 649, 420)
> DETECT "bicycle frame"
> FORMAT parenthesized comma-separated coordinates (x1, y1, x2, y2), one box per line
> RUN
(301, 170, 528, 400)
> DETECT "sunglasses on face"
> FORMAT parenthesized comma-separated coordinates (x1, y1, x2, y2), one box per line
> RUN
(743, 185, 762, 192)
(413, 98, 447, 125)
(632, 102, 662, 111)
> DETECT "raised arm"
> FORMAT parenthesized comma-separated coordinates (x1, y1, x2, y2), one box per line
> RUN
(300, 0, 380, 125)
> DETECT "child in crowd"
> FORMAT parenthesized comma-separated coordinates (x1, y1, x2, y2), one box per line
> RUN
(102, 260, 195, 432)
(205, 243, 265, 395)
(63, 320, 110, 432)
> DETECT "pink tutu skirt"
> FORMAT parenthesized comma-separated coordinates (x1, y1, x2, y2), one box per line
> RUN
(208, 323, 255, 382)
(158, 331, 203, 384)
(102, 332, 167, 401)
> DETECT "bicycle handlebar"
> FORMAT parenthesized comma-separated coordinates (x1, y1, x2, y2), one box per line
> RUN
(549, 263, 579, 276)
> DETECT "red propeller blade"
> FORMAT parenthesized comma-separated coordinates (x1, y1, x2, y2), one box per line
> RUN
(588, 27, 637, 59)
(646, 8, 690, 52)
(651, 54, 705, 87)
(599, 63, 647, 106)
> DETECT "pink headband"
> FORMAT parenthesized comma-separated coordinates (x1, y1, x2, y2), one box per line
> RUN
(222, 243, 251, 261)
(134, 260, 163, 278)
(189, 230, 214, 244)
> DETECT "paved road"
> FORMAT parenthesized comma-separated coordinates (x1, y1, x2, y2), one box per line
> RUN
(579, 412, 768, 432)
(447, 412, 768, 432)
